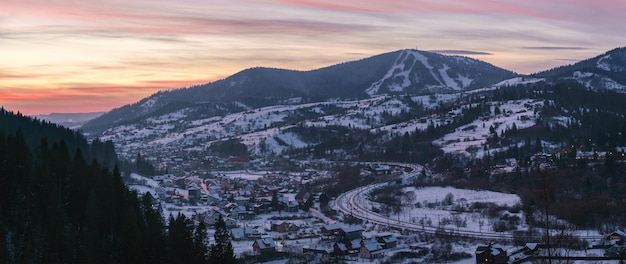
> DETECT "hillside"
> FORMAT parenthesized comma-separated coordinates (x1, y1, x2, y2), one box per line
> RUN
(0, 109, 231, 263)
(82, 49, 515, 134)
(533, 47, 626, 89)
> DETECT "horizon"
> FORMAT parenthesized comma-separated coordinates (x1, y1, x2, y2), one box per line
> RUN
(2, 0, 625, 115)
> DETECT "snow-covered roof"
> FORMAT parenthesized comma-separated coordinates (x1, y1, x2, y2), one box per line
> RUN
(341, 225, 363, 233)
(254, 238, 276, 249)
(362, 242, 383, 252)
(322, 223, 342, 231)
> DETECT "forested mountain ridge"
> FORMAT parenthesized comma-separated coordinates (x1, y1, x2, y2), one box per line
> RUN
(82, 49, 515, 134)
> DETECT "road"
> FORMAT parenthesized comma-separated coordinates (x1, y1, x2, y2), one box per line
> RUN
(333, 162, 602, 241)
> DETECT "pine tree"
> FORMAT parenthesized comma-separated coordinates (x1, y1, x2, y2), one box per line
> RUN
(208, 215, 236, 264)
(271, 192, 279, 211)
(192, 222, 208, 263)
(167, 213, 194, 263)
(319, 193, 329, 210)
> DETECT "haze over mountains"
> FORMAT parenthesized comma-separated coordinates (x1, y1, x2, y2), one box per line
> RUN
(35, 112, 105, 129)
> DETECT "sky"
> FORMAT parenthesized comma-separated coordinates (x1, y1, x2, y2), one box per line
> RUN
(1, 0, 625, 115)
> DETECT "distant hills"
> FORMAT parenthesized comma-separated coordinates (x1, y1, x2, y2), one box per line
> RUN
(82, 47, 626, 135)
(77, 47, 626, 161)
(35, 112, 104, 130)
(81, 49, 516, 134)
(533, 47, 626, 90)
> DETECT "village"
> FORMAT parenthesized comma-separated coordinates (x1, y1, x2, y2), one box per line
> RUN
(124, 153, 626, 263)
(126, 158, 411, 262)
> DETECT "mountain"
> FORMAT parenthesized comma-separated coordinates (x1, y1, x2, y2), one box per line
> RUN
(533, 47, 626, 89)
(34, 111, 104, 129)
(82, 49, 515, 134)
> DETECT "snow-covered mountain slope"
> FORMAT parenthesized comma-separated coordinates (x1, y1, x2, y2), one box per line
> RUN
(99, 93, 469, 159)
(87, 47, 626, 163)
(534, 47, 626, 90)
(366, 50, 510, 95)
(82, 49, 514, 134)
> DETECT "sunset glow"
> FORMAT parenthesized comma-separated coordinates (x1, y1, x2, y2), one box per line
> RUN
(1, 0, 624, 114)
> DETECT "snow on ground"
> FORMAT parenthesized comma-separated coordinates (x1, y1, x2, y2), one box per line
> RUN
(130, 173, 160, 188)
(217, 170, 265, 181)
(438, 64, 461, 90)
(366, 51, 414, 95)
(597, 54, 612, 71)
(147, 109, 189, 124)
(494, 77, 544, 87)
(365, 186, 522, 234)
(405, 186, 520, 207)
(434, 99, 542, 157)
(128, 184, 158, 197)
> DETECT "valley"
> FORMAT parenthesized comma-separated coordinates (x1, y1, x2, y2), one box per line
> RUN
(19, 47, 626, 263)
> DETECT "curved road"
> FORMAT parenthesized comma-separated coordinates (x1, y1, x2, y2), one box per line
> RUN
(334, 163, 602, 241)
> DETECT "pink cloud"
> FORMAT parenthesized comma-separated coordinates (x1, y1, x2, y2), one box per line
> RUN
(3, 0, 370, 37)
(272, 0, 626, 24)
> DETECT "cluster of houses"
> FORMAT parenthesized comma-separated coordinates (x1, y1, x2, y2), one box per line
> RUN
(231, 223, 400, 260)
(475, 230, 626, 264)
(305, 224, 398, 259)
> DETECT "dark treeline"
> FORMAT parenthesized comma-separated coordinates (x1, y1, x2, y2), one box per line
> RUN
(0, 108, 117, 169)
(0, 110, 235, 263)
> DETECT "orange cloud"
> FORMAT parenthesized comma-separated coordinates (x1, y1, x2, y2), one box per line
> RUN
(0, 79, 206, 115)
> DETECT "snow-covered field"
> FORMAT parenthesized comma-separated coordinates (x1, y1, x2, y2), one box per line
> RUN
(362, 186, 523, 235)
(434, 99, 542, 157)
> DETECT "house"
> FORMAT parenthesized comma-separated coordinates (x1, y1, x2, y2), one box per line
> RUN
(252, 203, 270, 214)
(332, 238, 361, 255)
(237, 210, 256, 220)
(508, 243, 544, 263)
(359, 241, 384, 259)
(295, 190, 312, 206)
(321, 223, 342, 235)
(333, 242, 348, 255)
(187, 186, 201, 203)
(264, 186, 281, 196)
(271, 221, 289, 232)
(202, 210, 238, 227)
(231, 227, 261, 241)
(607, 230, 626, 244)
(228, 205, 249, 219)
(202, 193, 222, 205)
(505, 158, 518, 167)
(376, 234, 398, 249)
(253, 238, 276, 258)
(234, 196, 251, 207)
(339, 225, 363, 241)
(475, 243, 507, 264)
(282, 200, 299, 213)
(521, 243, 542, 255)
(223, 202, 238, 212)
